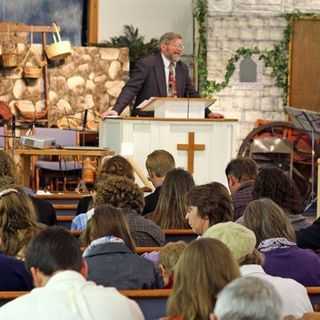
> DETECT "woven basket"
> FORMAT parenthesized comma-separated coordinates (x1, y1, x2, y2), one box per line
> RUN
(23, 66, 42, 79)
(45, 23, 71, 61)
(2, 53, 18, 67)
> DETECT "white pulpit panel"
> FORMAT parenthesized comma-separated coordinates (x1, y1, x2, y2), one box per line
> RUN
(99, 118, 238, 186)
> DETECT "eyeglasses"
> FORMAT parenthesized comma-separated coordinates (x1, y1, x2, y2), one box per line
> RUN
(167, 42, 184, 50)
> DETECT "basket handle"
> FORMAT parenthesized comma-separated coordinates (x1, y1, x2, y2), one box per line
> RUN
(52, 22, 62, 42)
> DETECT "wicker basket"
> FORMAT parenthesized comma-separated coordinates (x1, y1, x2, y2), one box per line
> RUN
(2, 53, 18, 67)
(45, 23, 71, 61)
(23, 66, 42, 79)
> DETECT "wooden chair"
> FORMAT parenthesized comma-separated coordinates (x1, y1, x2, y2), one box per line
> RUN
(32, 127, 82, 191)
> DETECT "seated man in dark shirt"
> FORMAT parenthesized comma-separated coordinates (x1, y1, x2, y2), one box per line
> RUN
(143, 150, 175, 215)
(225, 157, 258, 220)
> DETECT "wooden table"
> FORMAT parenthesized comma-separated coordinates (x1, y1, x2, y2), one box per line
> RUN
(15, 147, 114, 188)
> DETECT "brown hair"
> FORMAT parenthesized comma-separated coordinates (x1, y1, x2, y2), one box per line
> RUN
(83, 204, 135, 251)
(0, 150, 16, 179)
(253, 167, 303, 215)
(146, 149, 175, 178)
(243, 198, 296, 245)
(151, 168, 194, 229)
(159, 33, 183, 46)
(186, 182, 234, 226)
(167, 238, 240, 320)
(0, 186, 42, 257)
(225, 157, 258, 182)
(95, 176, 144, 214)
(98, 155, 134, 181)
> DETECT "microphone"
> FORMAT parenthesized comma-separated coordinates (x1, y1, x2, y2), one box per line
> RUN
(82, 109, 88, 131)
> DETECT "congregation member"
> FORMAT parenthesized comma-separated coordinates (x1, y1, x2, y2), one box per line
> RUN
(212, 277, 283, 320)
(143, 149, 175, 215)
(0, 150, 56, 225)
(147, 168, 194, 229)
(253, 167, 310, 230)
(76, 154, 135, 215)
(185, 182, 233, 235)
(225, 157, 257, 219)
(166, 238, 240, 320)
(297, 217, 320, 250)
(73, 175, 165, 246)
(0, 182, 43, 259)
(204, 221, 313, 318)
(0, 227, 144, 320)
(158, 241, 187, 288)
(243, 198, 320, 286)
(82, 204, 162, 289)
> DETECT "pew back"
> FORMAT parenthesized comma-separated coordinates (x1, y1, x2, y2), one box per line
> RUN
(0, 289, 171, 319)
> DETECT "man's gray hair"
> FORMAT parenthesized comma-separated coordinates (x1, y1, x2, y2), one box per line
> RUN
(159, 32, 182, 45)
(214, 277, 282, 320)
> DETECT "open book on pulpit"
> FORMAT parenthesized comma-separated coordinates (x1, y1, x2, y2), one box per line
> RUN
(137, 97, 216, 119)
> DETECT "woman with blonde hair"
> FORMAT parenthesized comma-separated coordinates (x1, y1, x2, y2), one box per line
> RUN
(243, 198, 320, 286)
(166, 238, 240, 320)
(83, 204, 162, 289)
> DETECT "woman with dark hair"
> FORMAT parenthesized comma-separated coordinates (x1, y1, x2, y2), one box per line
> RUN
(252, 167, 310, 231)
(243, 198, 320, 286)
(147, 168, 195, 229)
(166, 238, 240, 320)
(76, 155, 135, 215)
(83, 204, 162, 289)
(185, 182, 233, 235)
(73, 175, 165, 246)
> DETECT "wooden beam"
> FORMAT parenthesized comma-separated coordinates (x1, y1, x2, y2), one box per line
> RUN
(88, 0, 99, 44)
(0, 22, 59, 33)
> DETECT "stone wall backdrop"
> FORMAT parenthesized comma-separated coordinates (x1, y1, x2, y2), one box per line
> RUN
(0, 31, 128, 131)
(206, 0, 320, 147)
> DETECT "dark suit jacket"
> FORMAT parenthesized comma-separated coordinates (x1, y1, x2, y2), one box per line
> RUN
(113, 53, 199, 116)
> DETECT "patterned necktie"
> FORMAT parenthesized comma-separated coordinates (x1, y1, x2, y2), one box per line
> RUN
(168, 62, 177, 97)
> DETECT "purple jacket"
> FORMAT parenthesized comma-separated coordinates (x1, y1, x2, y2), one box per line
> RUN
(262, 245, 320, 286)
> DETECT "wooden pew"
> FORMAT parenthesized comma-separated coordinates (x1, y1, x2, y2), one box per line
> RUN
(0, 289, 171, 319)
(121, 289, 170, 319)
(306, 287, 320, 310)
(303, 313, 320, 320)
(163, 229, 197, 243)
(72, 229, 197, 244)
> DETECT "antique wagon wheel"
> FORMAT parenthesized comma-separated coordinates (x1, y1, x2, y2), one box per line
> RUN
(238, 121, 320, 203)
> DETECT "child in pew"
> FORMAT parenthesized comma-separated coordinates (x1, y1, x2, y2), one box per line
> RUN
(142, 241, 187, 288)
(159, 241, 186, 288)
(82, 204, 163, 290)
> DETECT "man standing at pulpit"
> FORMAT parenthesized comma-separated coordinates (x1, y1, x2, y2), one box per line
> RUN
(102, 32, 199, 117)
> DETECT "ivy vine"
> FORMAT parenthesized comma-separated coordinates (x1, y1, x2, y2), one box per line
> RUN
(193, 3, 318, 103)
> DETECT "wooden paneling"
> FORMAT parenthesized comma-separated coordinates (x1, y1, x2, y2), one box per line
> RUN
(88, 0, 98, 44)
(289, 19, 320, 111)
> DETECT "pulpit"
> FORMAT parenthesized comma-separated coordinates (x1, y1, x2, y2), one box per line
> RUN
(99, 117, 238, 186)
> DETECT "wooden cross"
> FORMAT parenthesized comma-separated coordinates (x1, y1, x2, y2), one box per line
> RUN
(177, 132, 205, 174)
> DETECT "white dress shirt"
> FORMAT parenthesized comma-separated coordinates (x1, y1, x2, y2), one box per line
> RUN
(0, 270, 144, 320)
(240, 264, 313, 317)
